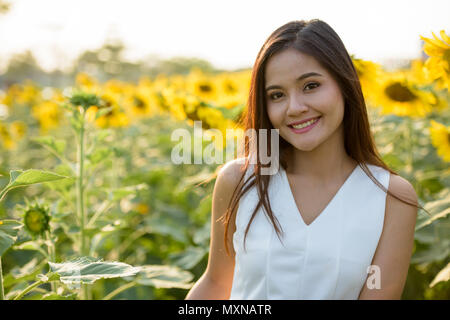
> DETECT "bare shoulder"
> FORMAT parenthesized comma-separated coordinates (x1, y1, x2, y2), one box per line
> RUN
(215, 157, 248, 192)
(385, 173, 418, 224)
(387, 173, 418, 206)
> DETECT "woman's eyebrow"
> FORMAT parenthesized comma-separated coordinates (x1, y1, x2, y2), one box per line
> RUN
(265, 72, 323, 91)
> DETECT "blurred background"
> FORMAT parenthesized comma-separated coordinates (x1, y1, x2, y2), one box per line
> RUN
(1, 0, 449, 85)
(0, 0, 448, 301)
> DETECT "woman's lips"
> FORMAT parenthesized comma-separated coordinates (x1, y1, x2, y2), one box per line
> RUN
(288, 116, 321, 133)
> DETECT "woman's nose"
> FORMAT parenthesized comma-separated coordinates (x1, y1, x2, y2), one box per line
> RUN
(286, 94, 309, 116)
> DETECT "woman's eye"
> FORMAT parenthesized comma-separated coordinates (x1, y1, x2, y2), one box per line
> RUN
(269, 92, 283, 100)
(304, 82, 320, 91)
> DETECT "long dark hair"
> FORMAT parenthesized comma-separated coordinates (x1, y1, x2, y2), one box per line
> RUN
(218, 19, 428, 256)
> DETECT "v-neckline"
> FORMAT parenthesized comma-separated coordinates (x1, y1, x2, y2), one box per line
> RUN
(282, 164, 360, 228)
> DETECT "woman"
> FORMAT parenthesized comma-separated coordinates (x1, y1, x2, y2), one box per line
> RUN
(185, 19, 421, 300)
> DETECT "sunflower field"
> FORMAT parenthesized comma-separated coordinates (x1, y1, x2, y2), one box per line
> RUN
(0, 30, 449, 300)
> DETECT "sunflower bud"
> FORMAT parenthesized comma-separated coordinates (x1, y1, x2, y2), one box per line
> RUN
(69, 92, 100, 111)
(21, 202, 51, 237)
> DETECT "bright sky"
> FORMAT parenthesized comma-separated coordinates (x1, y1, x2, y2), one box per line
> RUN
(0, 0, 449, 72)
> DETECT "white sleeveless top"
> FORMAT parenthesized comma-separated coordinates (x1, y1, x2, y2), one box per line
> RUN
(229, 160, 391, 300)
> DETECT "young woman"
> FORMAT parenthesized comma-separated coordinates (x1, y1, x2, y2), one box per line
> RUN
(185, 19, 421, 300)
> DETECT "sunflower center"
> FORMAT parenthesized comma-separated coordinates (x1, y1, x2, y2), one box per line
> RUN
(224, 81, 237, 94)
(134, 96, 146, 108)
(198, 83, 212, 93)
(384, 82, 417, 102)
(105, 109, 115, 118)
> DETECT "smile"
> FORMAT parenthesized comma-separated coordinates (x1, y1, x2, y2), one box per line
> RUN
(288, 116, 321, 133)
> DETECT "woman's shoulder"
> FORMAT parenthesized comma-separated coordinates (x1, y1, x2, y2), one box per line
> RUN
(216, 157, 249, 190)
(367, 163, 417, 200)
(386, 173, 418, 206)
(365, 163, 417, 202)
(382, 170, 418, 236)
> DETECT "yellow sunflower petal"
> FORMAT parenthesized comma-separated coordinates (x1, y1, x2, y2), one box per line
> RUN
(421, 36, 449, 51)
(439, 30, 450, 45)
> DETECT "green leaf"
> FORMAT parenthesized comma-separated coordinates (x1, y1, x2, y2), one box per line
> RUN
(48, 257, 141, 286)
(0, 169, 71, 201)
(109, 184, 148, 202)
(169, 247, 207, 270)
(69, 115, 82, 131)
(45, 164, 76, 191)
(192, 222, 211, 245)
(136, 265, 194, 289)
(411, 240, 450, 264)
(0, 220, 24, 256)
(145, 216, 188, 243)
(3, 258, 48, 288)
(31, 136, 67, 156)
(94, 129, 114, 143)
(416, 193, 450, 230)
(87, 147, 113, 165)
(42, 292, 78, 300)
(13, 241, 49, 258)
(430, 262, 450, 288)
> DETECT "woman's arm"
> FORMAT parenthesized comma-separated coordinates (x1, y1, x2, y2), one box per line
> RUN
(185, 160, 244, 300)
(358, 174, 418, 299)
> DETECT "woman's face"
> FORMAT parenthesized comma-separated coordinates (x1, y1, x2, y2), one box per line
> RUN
(265, 48, 345, 153)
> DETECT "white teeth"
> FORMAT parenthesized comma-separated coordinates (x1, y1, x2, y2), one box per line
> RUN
(291, 117, 319, 129)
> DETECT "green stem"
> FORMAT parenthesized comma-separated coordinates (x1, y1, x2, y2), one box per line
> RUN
(46, 231, 57, 293)
(0, 187, 11, 202)
(76, 109, 90, 300)
(0, 256, 4, 300)
(13, 280, 45, 300)
(103, 280, 137, 300)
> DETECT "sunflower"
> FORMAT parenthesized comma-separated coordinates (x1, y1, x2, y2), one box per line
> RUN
(103, 79, 126, 95)
(180, 93, 203, 126)
(213, 71, 250, 109)
(89, 92, 130, 128)
(197, 105, 224, 130)
(10, 120, 27, 140)
(186, 68, 218, 104)
(31, 100, 65, 133)
(2, 84, 21, 107)
(18, 80, 41, 106)
(197, 105, 238, 149)
(75, 72, 100, 93)
(150, 73, 170, 92)
(167, 74, 188, 92)
(429, 120, 450, 162)
(19, 201, 51, 237)
(160, 87, 188, 121)
(94, 105, 129, 128)
(123, 87, 161, 121)
(409, 59, 429, 84)
(0, 120, 27, 150)
(351, 56, 383, 106)
(371, 70, 438, 118)
(0, 122, 14, 149)
(420, 30, 450, 91)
